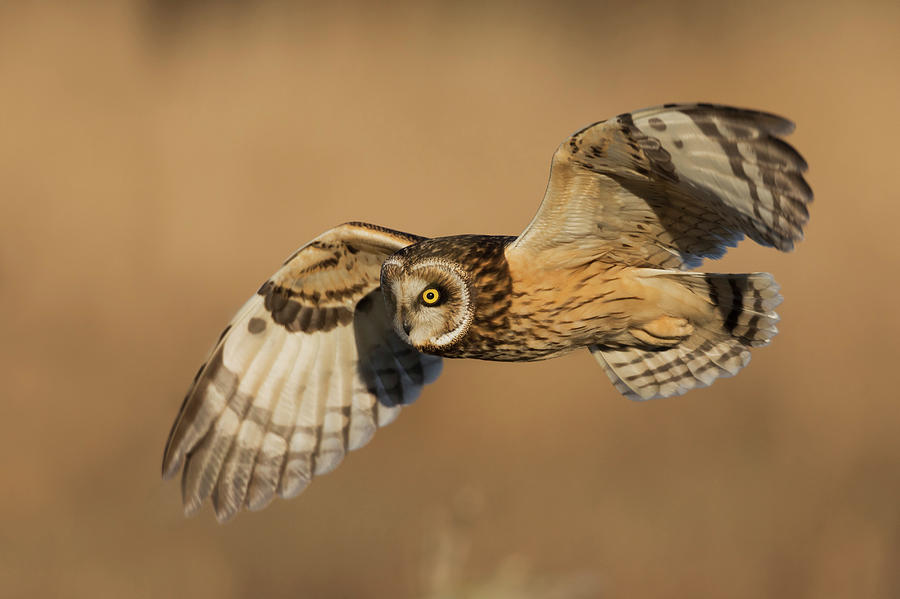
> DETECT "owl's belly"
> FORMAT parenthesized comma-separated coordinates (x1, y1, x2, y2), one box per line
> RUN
(432, 278, 646, 362)
(431, 306, 631, 362)
(463, 263, 681, 360)
(428, 262, 697, 362)
(436, 327, 579, 362)
(430, 329, 580, 362)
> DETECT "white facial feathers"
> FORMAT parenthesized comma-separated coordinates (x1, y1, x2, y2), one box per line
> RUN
(380, 257, 473, 350)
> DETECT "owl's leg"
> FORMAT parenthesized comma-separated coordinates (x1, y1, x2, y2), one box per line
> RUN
(628, 316, 693, 347)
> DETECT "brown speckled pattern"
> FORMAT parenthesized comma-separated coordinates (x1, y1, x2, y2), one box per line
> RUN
(162, 103, 812, 520)
(392, 235, 517, 359)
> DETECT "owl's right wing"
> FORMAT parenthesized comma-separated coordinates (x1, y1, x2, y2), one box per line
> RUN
(510, 103, 812, 269)
(161, 222, 443, 522)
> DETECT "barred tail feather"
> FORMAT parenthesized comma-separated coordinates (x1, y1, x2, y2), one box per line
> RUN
(592, 272, 782, 400)
(591, 331, 750, 401)
(694, 272, 782, 347)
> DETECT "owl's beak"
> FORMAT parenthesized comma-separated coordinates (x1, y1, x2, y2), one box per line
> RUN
(400, 309, 413, 336)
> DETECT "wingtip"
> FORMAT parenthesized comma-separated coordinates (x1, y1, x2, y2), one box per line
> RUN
(183, 497, 202, 518)
(213, 501, 240, 524)
(161, 452, 182, 481)
(775, 116, 796, 136)
(246, 488, 277, 512)
(215, 512, 236, 524)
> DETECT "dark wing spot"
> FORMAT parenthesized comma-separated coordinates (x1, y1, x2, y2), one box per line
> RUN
(247, 318, 266, 334)
(274, 299, 300, 325)
(260, 282, 356, 333)
(618, 112, 679, 183)
(257, 280, 273, 297)
(296, 307, 313, 331)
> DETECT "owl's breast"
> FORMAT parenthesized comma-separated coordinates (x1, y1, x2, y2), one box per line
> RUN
(438, 320, 580, 362)
(410, 236, 642, 361)
(493, 252, 645, 357)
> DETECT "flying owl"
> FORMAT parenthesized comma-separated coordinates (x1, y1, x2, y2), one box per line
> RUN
(162, 103, 812, 521)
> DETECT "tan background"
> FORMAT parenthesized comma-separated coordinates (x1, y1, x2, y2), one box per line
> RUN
(2, 1, 899, 597)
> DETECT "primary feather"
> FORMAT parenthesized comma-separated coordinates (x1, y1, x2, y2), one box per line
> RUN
(512, 103, 812, 268)
(162, 223, 443, 522)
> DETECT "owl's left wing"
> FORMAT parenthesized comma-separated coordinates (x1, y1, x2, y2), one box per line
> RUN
(510, 103, 812, 268)
(162, 222, 442, 522)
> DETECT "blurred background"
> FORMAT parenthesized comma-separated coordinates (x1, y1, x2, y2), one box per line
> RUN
(2, 1, 899, 597)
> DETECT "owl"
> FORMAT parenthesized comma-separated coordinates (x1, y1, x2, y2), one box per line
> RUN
(162, 103, 812, 521)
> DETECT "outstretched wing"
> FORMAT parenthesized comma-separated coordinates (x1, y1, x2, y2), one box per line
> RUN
(510, 103, 812, 268)
(162, 222, 443, 522)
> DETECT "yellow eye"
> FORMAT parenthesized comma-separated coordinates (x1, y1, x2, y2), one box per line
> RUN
(421, 288, 440, 305)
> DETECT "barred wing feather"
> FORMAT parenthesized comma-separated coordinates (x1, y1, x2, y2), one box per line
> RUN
(512, 103, 812, 268)
(161, 222, 442, 521)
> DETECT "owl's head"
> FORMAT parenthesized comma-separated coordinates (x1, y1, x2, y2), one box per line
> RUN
(380, 254, 474, 352)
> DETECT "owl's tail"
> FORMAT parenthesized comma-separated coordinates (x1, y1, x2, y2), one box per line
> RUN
(590, 272, 782, 400)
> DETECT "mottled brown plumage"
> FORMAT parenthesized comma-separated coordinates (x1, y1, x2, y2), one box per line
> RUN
(163, 103, 812, 521)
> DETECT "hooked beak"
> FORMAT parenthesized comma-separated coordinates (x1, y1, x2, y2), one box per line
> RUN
(400, 308, 413, 336)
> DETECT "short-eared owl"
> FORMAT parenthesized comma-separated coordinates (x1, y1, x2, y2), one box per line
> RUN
(163, 103, 812, 521)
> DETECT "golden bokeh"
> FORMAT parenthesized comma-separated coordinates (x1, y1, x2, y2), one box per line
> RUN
(2, 1, 899, 597)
